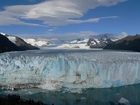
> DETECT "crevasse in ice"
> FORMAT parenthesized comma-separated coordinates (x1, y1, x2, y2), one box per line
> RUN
(0, 50, 140, 90)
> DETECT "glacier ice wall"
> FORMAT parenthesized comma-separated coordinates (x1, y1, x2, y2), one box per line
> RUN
(0, 50, 140, 89)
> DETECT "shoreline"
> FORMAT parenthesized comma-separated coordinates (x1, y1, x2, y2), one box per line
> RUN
(0, 94, 54, 105)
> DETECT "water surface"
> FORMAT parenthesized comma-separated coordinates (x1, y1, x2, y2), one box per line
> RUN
(1, 84, 140, 105)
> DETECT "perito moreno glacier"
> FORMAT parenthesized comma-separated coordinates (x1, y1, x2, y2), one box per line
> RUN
(0, 50, 140, 90)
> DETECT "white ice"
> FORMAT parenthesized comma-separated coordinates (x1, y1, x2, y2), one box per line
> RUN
(23, 38, 49, 46)
(56, 43, 90, 49)
(119, 97, 131, 105)
(0, 50, 140, 90)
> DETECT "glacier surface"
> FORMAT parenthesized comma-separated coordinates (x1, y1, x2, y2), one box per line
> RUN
(0, 50, 140, 90)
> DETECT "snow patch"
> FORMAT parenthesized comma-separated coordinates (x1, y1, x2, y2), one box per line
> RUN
(70, 39, 89, 44)
(94, 39, 100, 44)
(23, 38, 49, 47)
(0, 32, 6, 35)
(7, 36, 17, 44)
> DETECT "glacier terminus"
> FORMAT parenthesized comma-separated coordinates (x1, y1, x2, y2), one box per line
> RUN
(0, 49, 140, 90)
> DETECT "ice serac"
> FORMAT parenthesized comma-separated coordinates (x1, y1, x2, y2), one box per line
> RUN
(0, 50, 140, 90)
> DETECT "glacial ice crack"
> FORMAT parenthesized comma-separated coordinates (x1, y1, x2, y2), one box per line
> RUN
(0, 50, 140, 90)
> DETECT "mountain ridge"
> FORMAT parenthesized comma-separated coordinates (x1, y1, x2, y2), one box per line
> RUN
(0, 33, 39, 53)
(104, 34, 140, 52)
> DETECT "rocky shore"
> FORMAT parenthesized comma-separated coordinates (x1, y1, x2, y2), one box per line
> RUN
(0, 94, 54, 105)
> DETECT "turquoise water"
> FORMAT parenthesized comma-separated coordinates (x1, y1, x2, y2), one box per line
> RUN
(1, 84, 140, 105)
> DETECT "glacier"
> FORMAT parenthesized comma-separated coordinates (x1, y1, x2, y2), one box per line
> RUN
(0, 49, 140, 90)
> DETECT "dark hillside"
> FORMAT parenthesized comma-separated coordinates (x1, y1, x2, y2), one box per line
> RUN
(104, 34, 140, 52)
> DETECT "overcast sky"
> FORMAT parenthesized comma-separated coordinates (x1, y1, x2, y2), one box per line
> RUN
(0, 0, 139, 39)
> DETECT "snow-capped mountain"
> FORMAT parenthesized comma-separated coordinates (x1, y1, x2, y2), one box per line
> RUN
(90, 33, 120, 41)
(0, 32, 39, 53)
(0, 32, 121, 50)
(0, 33, 19, 53)
(57, 35, 118, 49)
(87, 35, 113, 48)
(23, 38, 49, 47)
(22, 33, 120, 49)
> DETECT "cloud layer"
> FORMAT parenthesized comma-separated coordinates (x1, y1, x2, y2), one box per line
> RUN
(18, 31, 98, 40)
(0, 0, 126, 26)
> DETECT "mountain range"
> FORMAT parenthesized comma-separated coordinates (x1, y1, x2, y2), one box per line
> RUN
(58, 34, 119, 49)
(1, 32, 140, 52)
